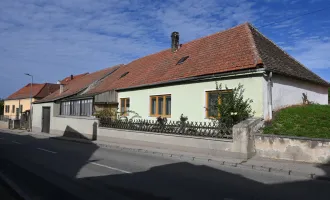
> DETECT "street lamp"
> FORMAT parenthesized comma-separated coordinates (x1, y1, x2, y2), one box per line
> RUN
(24, 73, 33, 131)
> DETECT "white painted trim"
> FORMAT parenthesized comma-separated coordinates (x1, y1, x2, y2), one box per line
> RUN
(37, 148, 57, 154)
(90, 162, 131, 174)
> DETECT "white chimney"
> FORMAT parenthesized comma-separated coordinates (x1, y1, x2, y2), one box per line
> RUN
(60, 84, 64, 94)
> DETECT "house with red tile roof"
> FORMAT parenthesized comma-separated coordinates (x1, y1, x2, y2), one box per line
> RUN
(4, 83, 60, 119)
(89, 23, 328, 122)
(31, 23, 328, 137)
(32, 65, 121, 134)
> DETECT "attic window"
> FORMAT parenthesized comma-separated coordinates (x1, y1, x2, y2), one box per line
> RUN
(120, 72, 129, 79)
(177, 56, 189, 65)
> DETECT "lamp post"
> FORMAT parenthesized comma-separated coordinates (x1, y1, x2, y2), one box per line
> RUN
(24, 73, 33, 131)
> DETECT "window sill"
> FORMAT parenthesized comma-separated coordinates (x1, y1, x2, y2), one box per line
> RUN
(55, 115, 97, 120)
(205, 116, 216, 118)
(149, 115, 171, 118)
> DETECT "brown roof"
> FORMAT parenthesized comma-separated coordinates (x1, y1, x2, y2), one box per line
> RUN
(249, 25, 328, 85)
(38, 65, 121, 102)
(59, 73, 89, 85)
(86, 23, 328, 95)
(6, 83, 60, 100)
(86, 23, 261, 95)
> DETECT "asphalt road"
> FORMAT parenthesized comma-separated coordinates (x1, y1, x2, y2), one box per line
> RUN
(0, 181, 19, 200)
(0, 131, 329, 200)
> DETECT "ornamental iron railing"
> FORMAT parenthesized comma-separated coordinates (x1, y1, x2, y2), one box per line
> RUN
(99, 118, 233, 139)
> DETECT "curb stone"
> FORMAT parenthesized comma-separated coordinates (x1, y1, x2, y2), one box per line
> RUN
(96, 143, 330, 180)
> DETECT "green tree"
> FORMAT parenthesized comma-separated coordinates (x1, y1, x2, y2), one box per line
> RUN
(210, 83, 255, 127)
(0, 99, 4, 115)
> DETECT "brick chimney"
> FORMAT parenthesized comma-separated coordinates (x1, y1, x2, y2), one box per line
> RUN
(171, 32, 179, 52)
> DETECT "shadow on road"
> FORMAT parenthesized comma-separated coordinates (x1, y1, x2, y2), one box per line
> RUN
(0, 130, 329, 200)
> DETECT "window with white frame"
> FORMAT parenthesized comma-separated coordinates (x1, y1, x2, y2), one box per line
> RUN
(60, 99, 93, 116)
(81, 99, 93, 116)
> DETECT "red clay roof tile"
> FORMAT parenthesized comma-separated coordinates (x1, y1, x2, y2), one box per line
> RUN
(86, 23, 262, 95)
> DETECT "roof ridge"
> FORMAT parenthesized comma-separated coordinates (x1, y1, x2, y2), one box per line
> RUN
(249, 24, 328, 85)
(182, 22, 250, 45)
(33, 83, 47, 98)
(126, 22, 250, 65)
(80, 64, 122, 95)
(245, 23, 263, 66)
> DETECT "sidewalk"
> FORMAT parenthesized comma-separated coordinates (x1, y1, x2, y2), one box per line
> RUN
(1, 128, 329, 180)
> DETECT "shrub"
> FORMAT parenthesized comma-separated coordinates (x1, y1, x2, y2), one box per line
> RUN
(179, 114, 188, 124)
(94, 108, 116, 119)
(156, 116, 167, 126)
(209, 83, 255, 127)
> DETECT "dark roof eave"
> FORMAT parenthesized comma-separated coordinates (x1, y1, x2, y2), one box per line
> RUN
(117, 67, 266, 92)
(268, 69, 330, 87)
(57, 94, 94, 102)
(6, 96, 37, 101)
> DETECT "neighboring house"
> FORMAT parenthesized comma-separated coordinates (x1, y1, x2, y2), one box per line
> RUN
(4, 83, 60, 119)
(32, 22, 328, 137)
(32, 65, 121, 134)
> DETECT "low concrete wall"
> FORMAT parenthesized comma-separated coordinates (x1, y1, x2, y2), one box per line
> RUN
(33, 115, 98, 140)
(0, 121, 8, 129)
(98, 118, 262, 159)
(232, 118, 262, 159)
(255, 134, 330, 163)
(99, 127, 233, 149)
(51, 116, 98, 139)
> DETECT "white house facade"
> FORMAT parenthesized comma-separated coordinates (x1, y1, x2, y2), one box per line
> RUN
(117, 74, 265, 122)
(270, 74, 328, 111)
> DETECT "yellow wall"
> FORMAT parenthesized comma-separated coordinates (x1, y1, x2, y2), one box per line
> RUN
(118, 76, 264, 122)
(3, 98, 37, 119)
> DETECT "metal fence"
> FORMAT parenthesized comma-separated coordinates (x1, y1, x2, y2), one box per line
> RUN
(99, 118, 233, 139)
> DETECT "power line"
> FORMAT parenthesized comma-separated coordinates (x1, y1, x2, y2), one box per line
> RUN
(259, 6, 330, 28)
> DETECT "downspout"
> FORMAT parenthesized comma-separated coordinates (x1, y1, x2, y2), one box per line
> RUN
(267, 72, 273, 120)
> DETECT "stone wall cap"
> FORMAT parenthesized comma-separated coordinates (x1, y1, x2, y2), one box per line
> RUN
(233, 118, 262, 128)
(255, 134, 330, 142)
(55, 115, 98, 120)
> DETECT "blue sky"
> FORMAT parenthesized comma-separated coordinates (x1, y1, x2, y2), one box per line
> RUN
(1, 0, 330, 98)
